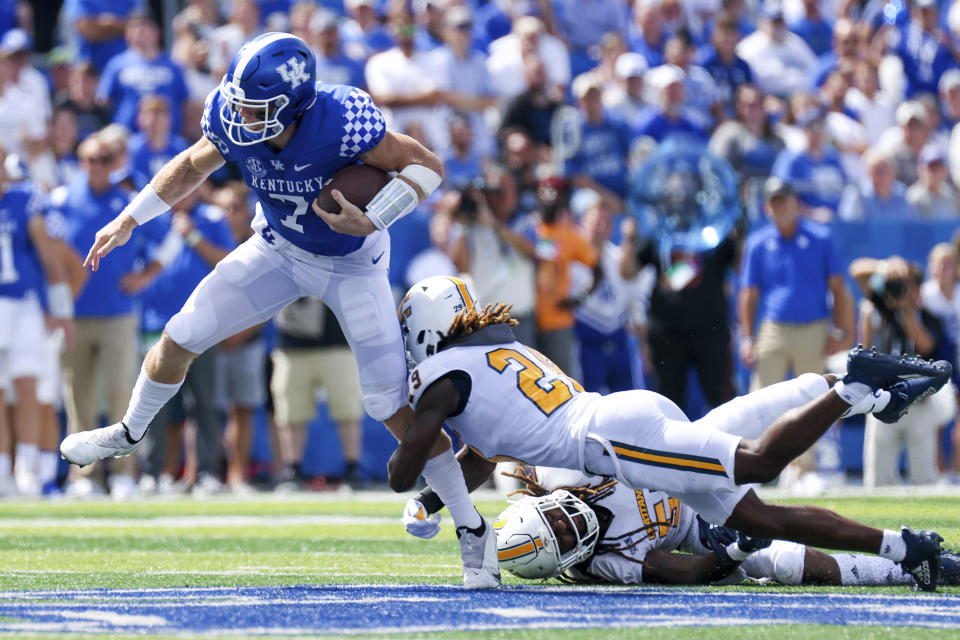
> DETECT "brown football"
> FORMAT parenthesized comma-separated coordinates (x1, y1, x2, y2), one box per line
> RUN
(314, 164, 391, 214)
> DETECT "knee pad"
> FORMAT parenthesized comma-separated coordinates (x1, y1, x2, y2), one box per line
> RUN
(770, 541, 805, 585)
(796, 373, 829, 401)
(362, 392, 400, 422)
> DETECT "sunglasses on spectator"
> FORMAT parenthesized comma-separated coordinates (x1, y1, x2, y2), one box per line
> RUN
(82, 154, 115, 165)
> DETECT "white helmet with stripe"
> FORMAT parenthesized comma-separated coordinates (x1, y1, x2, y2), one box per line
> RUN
(399, 275, 480, 366)
(493, 490, 600, 579)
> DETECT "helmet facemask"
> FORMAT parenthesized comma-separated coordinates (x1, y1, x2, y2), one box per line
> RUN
(219, 78, 291, 146)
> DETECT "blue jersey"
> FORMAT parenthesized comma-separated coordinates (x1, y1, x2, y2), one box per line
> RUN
(0, 183, 45, 300)
(97, 50, 189, 134)
(201, 82, 387, 256)
(128, 132, 189, 189)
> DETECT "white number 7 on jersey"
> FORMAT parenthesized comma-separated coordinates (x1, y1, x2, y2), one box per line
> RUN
(268, 193, 309, 233)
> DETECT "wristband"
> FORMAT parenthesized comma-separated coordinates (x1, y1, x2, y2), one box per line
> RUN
(415, 488, 445, 516)
(364, 177, 418, 230)
(399, 164, 442, 197)
(126, 184, 170, 225)
(185, 229, 203, 247)
(47, 282, 74, 319)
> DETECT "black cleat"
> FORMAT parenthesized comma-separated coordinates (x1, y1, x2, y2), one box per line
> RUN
(899, 527, 943, 592)
(844, 345, 952, 390)
(940, 550, 960, 587)
(875, 372, 952, 424)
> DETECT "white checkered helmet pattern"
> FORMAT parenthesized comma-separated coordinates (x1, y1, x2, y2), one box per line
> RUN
(398, 276, 481, 366)
(493, 490, 600, 579)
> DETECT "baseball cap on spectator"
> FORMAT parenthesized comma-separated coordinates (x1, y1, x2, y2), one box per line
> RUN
(615, 53, 648, 80)
(572, 72, 603, 100)
(763, 176, 795, 201)
(0, 29, 32, 55)
(646, 64, 686, 91)
(940, 69, 960, 94)
(919, 145, 946, 166)
(445, 6, 472, 29)
(761, 0, 784, 20)
(896, 100, 928, 127)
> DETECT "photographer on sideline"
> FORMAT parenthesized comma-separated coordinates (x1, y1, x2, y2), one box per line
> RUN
(849, 256, 957, 486)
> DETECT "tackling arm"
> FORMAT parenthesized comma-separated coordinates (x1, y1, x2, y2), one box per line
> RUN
(640, 549, 732, 585)
(387, 377, 461, 492)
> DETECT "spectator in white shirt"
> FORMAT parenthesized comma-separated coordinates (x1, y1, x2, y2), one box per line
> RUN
(845, 59, 898, 145)
(486, 16, 570, 101)
(603, 53, 648, 129)
(207, 0, 261, 78)
(736, 1, 818, 98)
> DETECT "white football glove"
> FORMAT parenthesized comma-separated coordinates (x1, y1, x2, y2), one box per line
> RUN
(402, 498, 442, 539)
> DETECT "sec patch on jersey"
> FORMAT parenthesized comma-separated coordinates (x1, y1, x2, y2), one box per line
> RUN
(315, 164, 391, 214)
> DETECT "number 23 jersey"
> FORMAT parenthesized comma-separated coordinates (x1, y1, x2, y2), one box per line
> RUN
(407, 328, 600, 469)
(201, 82, 386, 257)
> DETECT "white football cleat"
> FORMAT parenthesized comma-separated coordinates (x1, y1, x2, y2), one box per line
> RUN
(60, 422, 142, 467)
(457, 517, 502, 590)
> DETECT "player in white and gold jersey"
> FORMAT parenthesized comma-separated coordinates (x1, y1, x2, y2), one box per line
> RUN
(390, 276, 953, 590)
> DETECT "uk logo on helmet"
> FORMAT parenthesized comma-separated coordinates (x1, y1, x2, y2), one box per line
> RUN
(276, 57, 310, 89)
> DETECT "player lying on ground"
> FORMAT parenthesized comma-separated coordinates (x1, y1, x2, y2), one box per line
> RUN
(493, 466, 960, 587)
(390, 276, 951, 591)
(58, 33, 498, 588)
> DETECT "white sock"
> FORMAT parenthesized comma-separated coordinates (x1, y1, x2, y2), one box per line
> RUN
(878, 529, 907, 562)
(834, 553, 912, 585)
(840, 389, 891, 417)
(15, 443, 38, 475)
(122, 365, 183, 440)
(0, 453, 11, 478)
(833, 380, 872, 405)
(38, 451, 59, 485)
(421, 447, 482, 530)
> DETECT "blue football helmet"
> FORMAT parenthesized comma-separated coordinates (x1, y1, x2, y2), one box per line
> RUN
(219, 32, 317, 146)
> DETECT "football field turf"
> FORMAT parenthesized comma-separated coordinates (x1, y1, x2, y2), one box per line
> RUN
(0, 491, 957, 638)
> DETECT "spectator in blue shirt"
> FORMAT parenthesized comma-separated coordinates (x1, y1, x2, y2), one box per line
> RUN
(771, 105, 847, 219)
(838, 146, 919, 220)
(634, 64, 705, 144)
(310, 11, 366, 89)
(441, 113, 483, 190)
(96, 10, 189, 135)
(72, 0, 140, 72)
(553, 0, 628, 76)
(340, 0, 393, 59)
(627, 1, 667, 68)
(698, 12, 753, 120)
(788, 0, 833, 57)
(887, 0, 957, 97)
(810, 17, 863, 89)
(126, 95, 188, 190)
(566, 73, 634, 212)
(51, 134, 139, 499)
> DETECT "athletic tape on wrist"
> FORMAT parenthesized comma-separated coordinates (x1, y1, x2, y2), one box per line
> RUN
(127, 184, 170, 225)
(399, 164, 442, 197)
(725, 542, 751, 562)
(364, 177, 418, 230)
(46, 282, 74, 319)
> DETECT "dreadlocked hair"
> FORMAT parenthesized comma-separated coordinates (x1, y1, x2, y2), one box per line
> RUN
(442, 303, 518, 345)
(501, 466, 673, 584)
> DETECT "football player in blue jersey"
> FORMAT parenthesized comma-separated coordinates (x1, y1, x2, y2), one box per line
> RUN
(0, 146, 75, 496)
(60, 32, 500, 588)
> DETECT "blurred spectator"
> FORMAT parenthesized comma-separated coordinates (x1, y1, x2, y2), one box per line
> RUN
(839, 147, 917, 220)
(287, 0, 315, 42)
(531, 176, 599, 375)
(885, 0, 956, 99)
(603, 53, 648, 128)
(850, 256, 956, 486)
(906, 145, 959, 218)
(444, 165, 538, 344)
(0, 48, 51, 183)
(811, 17, 870, 89)
(208, 0, 262, 78)
(591, 33, 629, 92)
(426, 5, 497, 157)
(502, 129, 542, 216)
(50, 105, 82, 187)
(634, 65, 705, 143)
(72, 0, 139, 72)
(441, 113, 483, 190)
(772, 104, 847, 219)
(124, 190, 234, 497)
(698, 12, 753, 119)
(365, 15, 444, 152)
(821, 70, 871, 184)
(53, 134, 137, 499)
(876, 100, 931, 186)
(787, 0, 832, 57)
(736, 1, 818, 98)
(552, 0, 628, 76)
(170, 20, 219, 142)
(411, 0, 448, 53)
(565, 73, 633, 212)
(1, 31, 51, 130)
(272, 298, 365, 490)
(938, 69, 960, 132)
(573, 191, 644, 393)
(487, 16, 571, 101)
(127, 96, 189, 190)
(845, 60, 898, 144)
(96, 11, 189, 136)
(627, 1, 667, 68)
(54, 61, 112, 142)
(660, 29, 718, 132)
(500, 55, 563, 148)
(404, 208, 457, 286)
(340, 0, 393, 60)
(311, 11, 365, 88)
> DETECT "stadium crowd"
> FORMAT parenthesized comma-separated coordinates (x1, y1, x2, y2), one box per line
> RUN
(2, 0, 960, 500)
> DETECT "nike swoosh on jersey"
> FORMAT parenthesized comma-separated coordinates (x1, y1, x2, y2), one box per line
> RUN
(372, 251, 385, 264)
(294, 163, 311, 171)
